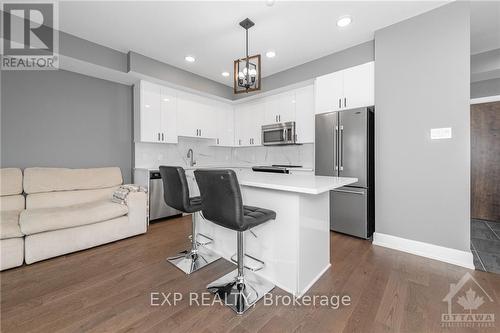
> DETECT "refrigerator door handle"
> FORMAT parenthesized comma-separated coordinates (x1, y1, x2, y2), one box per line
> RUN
(334, 125, 339, 171)
(339, 125, 344, 171)
(333, 188, 365, 195)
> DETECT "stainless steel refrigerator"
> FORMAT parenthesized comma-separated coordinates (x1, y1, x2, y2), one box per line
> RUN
(315, 107, 374, 239)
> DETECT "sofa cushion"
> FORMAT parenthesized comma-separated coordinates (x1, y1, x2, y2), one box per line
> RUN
(0, 210, 23, 239)
(26, 187, 118, 209)
(23, 167, 123, 194)
(0, 168, 23, 196)
(0, 195, 25, 212)
(20, 200, 128, 235)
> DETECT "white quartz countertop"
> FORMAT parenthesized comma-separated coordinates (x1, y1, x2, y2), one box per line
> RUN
(135, 164, 314, 172)
(238, 173, 357, 195)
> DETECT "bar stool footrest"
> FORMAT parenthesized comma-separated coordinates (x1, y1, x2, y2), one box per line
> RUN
(230, 253, 265, 272)
(188, 233, 214, 246)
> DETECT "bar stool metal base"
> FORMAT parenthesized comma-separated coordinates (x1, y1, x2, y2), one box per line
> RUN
(167, 246, 220, 274)
(207, 268, 275, 314)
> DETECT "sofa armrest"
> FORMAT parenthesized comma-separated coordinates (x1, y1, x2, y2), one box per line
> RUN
(125, 190, 148, 234)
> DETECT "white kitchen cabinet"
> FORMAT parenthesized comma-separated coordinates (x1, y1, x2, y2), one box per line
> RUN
(294, 85, 315, 143)
(315, 70, 343, 114)
(134, 80, 177, 143)
(214, 103, 234, 146)
(177, 94, 216, 139)
(264, 92, 296, 124)
(160, 87, 178, 143)
(342, 62, 374, 110)
(314, 61, 374, 114)
(235, 101, 264, 146)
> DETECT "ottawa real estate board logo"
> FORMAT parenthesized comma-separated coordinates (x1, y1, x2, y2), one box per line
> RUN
(441, 272, 496, 328)
(1, 1, 59, 70)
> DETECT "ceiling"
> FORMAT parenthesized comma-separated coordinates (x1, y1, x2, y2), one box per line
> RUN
(59, 1, 452, 86)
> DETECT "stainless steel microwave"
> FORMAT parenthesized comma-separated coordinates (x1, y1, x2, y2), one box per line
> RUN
(261, 121, 297, 146)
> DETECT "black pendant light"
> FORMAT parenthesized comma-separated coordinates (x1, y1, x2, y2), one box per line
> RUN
(234, 18, 261, 94)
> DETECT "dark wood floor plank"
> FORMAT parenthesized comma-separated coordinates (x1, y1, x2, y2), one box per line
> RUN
(2, 215, 500, 333)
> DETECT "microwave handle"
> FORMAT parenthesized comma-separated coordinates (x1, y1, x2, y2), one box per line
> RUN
(283, 128, 287, 141)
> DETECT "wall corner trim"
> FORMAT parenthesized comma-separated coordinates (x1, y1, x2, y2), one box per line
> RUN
(372, 232, 474, 270)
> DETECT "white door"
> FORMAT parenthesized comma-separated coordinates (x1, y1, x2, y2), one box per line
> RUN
(264, 96, 279, 124)
(197, 102, 216, 139)
(342, 62, 374, 110)
(277, 91, 296, 123)
(177, 96, 200, 138)
(234, 104, 249, 146)
(247, 100, 265, 145)
(315, 70, 343, 114)
(160, 87, 178, 143)
(140, 81, 162, 142)
(294, 85, 315, 143)
(215, 104, 234, 146)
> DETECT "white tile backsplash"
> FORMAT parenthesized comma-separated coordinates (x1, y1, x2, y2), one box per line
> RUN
(135, 137, 314, 169)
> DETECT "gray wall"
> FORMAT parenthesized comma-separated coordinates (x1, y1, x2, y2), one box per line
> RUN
(234, 40, 374, 99)
(128, 51, 234, 100)
(1, 70, 133, 183)
(374, 2, 470, 251)
(471, 78, 500, 98)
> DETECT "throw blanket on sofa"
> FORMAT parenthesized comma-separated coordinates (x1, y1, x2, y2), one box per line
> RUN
(112, 185, 147, 205)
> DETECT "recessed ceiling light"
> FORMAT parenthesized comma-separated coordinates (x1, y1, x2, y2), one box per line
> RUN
(337, 16, 352, 28)
(144, 104, 150, 108)
(185, 55, 195, 62)
(266, 0, 275, 7)
(163, 98, 170, 102)
(221, 72, 230, 77)
(266, 51, 276, 58)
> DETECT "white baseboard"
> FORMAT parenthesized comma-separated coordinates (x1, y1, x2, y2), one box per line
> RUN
(372, 232, 475, 270)
(470, 95, 500, 104)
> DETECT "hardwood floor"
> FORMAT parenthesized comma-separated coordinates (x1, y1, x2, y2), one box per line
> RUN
(1, 215, 500, 332)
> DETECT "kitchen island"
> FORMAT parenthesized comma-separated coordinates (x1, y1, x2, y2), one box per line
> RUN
(197, 172, 357, 297)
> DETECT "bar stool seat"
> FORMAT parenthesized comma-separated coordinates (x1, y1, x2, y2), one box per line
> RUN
(159, 166, 220, 274)
(195, 169, 276, 314)
(242, 206, 276, 230)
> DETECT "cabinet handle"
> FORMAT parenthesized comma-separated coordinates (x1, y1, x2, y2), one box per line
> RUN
(239, 139, 241, 145)
(339, 98, 341, 109)
(161, 133, 164, 141)
(217, 138, 219, 145)
(158, 133, 160, 141)
(200, 129, 202, 137)
(279, 115, 281, 122)
(344, 97, 347, 108)
(275, 115, 278, 122)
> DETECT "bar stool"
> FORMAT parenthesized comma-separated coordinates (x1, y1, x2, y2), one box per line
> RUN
(159, 166, 220, 274)
(194, 169, 276, 314)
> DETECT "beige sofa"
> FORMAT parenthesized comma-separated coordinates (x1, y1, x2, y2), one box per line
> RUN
(19, 167, 147, 264)
(0, 168, 25, 270)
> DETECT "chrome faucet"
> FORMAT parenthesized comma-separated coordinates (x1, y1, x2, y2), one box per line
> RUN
(187, 149, 196, 167)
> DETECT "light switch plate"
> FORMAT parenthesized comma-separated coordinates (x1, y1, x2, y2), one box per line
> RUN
(430, 127, 452, 140)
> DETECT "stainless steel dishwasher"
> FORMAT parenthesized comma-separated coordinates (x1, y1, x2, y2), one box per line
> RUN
(149, 171, 181, 221)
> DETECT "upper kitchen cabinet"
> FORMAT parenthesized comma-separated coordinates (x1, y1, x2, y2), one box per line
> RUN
(315, 61, 374, 114)
(134, 80, 177, 143)
(234, 100, 264, 146)
(214, 103, 234, 146)
(294, 85, 315, 143)
(177, 94, 216, 139)
(315, 70, 344, 114)
(160, 87, 178, 144)
(264, 91, 296, 124)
